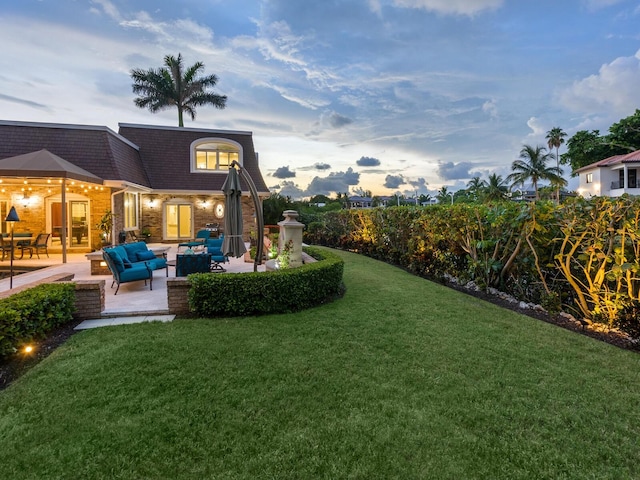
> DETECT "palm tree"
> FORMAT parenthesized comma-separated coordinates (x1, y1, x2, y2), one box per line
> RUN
(436, 186, 453, 205)
(506, 144, 566, 200)
(483, 173, 508, 202)
(131, 53, 227, 127)
(546, 127, 567, 202)
(466, 176, 487, 201)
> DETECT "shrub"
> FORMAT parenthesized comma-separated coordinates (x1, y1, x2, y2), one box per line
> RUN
(187, 247, 344, 317)
(0, 283, 76, 358)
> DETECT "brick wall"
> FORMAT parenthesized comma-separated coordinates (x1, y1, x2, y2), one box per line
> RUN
(0, 274, 105, 320)
(70, 280, 105, 320)
(167, 277, 193, 316)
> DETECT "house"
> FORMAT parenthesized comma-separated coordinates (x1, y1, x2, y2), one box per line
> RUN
(575, 149, 640, 198)
(0, 120, 269, 252)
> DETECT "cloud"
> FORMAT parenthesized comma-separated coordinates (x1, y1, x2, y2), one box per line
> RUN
(558, 49, 640, 117)
(325, 111, 353, 128)
(275, 180, 306, 199)
(356, 156, 381, 167)
(436, 160, 475, 180)
(526, 116, 545, 137)
(392, 0, 503, 16)
(384, 174, 405, 189)
(0, 93, 51, 111)
(272, 165, 296, 178)
(408, 177, 429, 190)
(482, 99, 498, 118)
(314, 162, 331, 170)
(306, 167, 360, 195)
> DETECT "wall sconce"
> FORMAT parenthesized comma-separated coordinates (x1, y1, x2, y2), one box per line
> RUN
(201, 200, 210, 209)
(148, 199, 156, 209)
(21, 192, 30, 208)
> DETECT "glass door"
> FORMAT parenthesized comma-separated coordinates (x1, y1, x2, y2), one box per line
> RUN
(165, 203, 193, 240)
(50, 199, 90, 248)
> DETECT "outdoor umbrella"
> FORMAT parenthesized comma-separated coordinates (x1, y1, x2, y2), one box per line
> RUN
(221, 166, 247, 258)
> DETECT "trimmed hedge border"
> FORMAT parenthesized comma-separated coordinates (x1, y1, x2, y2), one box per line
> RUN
(187, 247, 345, 317)
(0, 283, 76, 358)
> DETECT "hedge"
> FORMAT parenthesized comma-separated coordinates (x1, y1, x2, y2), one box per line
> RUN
(187, 247, 344, 317)
(0, 283, 76, 358)
(304, 197, 640, 337)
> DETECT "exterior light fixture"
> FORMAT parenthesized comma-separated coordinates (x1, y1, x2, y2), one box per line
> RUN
(5, 206, 20, 289)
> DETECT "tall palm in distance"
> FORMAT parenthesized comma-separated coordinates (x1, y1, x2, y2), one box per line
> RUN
(546, 127, 567, 201)
(436, 186, 453, 204)
(131, 53, 227, 127)
(506, 144, 566, 200)
(466, 176, 486, 202)
(483, 173, 508, 202)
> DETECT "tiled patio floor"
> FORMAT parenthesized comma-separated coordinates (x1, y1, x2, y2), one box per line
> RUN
(0, 243, 263, 319)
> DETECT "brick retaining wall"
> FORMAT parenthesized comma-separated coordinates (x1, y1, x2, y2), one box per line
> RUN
(167, 277, 193, 316)
(0, 273, 105, 320)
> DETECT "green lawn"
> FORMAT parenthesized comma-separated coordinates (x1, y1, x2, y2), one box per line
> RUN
(1, 248, 640, 479)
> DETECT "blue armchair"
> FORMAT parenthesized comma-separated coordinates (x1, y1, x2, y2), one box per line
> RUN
(205, 235, 228, 272)
(103, 248, 153, 294)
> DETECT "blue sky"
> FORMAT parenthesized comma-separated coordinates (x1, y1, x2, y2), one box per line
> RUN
(2, 0, 640, 199)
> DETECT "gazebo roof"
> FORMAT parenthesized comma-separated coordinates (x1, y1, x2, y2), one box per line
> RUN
(0, 149, 104, 184)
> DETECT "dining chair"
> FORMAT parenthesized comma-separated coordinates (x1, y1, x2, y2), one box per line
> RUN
(20, 233, 50, 259)
(0, 235, 13, 261)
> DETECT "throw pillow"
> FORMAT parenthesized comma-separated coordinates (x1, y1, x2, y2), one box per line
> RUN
(137, 250, 156, 261)
(106, 250, 125, 272)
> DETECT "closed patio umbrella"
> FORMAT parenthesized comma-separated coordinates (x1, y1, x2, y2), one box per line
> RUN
(221, 166, 247, 258)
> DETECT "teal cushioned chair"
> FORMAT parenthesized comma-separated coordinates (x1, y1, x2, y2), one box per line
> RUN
(205, 235, 228, 272)
(103, 248, 153, 295)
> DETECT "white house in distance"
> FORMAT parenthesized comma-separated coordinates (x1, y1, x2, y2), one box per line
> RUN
(575, 149, 640, 198)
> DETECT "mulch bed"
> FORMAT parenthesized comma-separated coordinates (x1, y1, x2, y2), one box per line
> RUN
(0, 320, 82, 391)
(447, 283, 639, 352)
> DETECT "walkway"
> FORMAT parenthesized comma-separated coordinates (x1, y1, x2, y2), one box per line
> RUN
(0, 243, 263, 324)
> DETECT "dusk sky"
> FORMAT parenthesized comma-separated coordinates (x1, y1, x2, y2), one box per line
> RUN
(2, 0, 640, 199)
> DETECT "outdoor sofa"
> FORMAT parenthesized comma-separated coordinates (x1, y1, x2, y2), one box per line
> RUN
(102, 241, 168, 294)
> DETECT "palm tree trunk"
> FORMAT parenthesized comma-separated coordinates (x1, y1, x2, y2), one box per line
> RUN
(178, 108, 184, 127)
(556, 146, 560, 203)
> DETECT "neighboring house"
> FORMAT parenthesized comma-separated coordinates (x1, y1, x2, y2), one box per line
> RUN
(0, 120, 268, 252)
(575, 149, 640, 198)
(348, 196, 373, 208)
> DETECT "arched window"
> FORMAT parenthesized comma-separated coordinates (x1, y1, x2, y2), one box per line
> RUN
(191, 138, 242, 172)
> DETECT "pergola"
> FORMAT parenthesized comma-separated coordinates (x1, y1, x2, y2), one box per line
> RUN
(0, 149, 104, 263)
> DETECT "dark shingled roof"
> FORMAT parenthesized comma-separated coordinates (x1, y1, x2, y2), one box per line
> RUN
(0, 149, 103, 184)
(0, 121, 269, 194)
(0, 121, 148, 186)
(118, 123, 268, 194)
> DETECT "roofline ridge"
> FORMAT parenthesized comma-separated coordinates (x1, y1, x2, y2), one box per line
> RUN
(118, 122, 252, 136)
(0, 119, 140, 151)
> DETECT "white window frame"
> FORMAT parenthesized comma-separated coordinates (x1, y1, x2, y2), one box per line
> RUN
(190, 138, 243, 173)
(124, 192, 139, 230)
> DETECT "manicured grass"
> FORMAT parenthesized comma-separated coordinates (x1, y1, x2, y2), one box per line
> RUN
(1, 248, 640, 479)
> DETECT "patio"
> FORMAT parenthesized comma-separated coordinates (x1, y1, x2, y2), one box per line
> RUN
(0, 243, 264, 316)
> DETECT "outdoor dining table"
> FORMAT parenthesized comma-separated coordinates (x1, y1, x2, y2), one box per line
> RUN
(2, 234, 34, 259)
